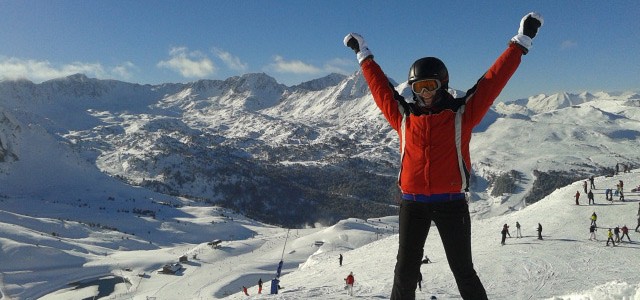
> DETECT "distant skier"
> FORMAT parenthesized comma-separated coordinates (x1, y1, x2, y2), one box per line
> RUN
(258, 278, 263, 294)
(345, 272, 355, 296)
(590, 212, 598, 227)
(616, 181, 624, 201)
(422, 255, 431, 264)
(574, 191, 580, 205)
(614, 226, 621, 243)
(589, 175, 595, 189)
(339, 254, 343, 266)
(583, 181, 588, 193)
(516, 221, 522, 238)
(606, 228, 616, 246)
(589, 224, 597, 241)
(537, 223, 543, 240)
(243, 286, 249, 296)
(605, 188, 612, 202)
(501, 224, 510, 245)
(621, 225, 631, 242)
(587, 190, 594, 205)
(636, 216, 640, 233)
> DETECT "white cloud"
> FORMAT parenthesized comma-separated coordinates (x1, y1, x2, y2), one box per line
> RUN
(323, 58, 353, 75)
(0, 57, 107, 82)
(561, 40, 578, 50)
(267, 55, 322, 75)
(157, 47, 216, 78)
(265, 56, 354, 78)
(0, 57, 141, 82)
(111, 61, 137, 80)
(212, 47, 247, 72)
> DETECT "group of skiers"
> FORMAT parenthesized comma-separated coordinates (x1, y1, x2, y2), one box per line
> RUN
(579, 177, 629, 205)
(242, 278, 264, 296)
(588, 205, 637, 247)
(599, 180, 626, 203)
(579, 171, 640, 248)
(589, 210, 633, 246)
(501, 221, 542, 245)
(603, 225, 632, 246)
(577, 177, 626, 205)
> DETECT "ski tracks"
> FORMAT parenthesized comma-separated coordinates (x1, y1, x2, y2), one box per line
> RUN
(521, 257, 556, 299)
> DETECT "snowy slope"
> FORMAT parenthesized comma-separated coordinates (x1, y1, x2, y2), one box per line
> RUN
(10, 171, 639, 300)
(222, 172, 640, 300)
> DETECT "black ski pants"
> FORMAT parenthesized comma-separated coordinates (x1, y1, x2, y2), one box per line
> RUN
(390, 199, 487, 300)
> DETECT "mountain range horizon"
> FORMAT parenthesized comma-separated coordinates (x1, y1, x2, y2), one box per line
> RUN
(1, 70, 640, 226)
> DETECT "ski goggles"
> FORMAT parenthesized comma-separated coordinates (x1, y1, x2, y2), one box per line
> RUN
(411, 79, 441, 94)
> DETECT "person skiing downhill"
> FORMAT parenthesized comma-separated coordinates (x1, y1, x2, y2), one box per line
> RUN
(575, 191, 580, 205)
(344, 11, 543, 300)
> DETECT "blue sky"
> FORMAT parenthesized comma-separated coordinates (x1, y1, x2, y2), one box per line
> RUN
(0, 1, 638, 101)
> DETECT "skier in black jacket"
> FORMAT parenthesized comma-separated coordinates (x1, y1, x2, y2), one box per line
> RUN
(537, 223, 543, 240)
(501, 224, 510, 245)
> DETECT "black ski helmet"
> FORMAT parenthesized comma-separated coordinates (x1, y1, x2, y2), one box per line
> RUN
(407, 57, 449, 90)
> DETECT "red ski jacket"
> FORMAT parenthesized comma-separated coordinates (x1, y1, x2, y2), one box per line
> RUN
(361, 43, 524, 196)
(345, 275, 355, 285)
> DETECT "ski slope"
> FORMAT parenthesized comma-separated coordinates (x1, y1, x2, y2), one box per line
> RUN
(20, 171, 640, 300)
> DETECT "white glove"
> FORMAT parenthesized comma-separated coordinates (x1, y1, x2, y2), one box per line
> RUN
(511, 12, 544, 54)
(343, 33, 373, 64)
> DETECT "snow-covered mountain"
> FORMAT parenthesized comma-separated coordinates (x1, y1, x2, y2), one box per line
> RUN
(3, 73, 640, 225)
(0, 72, 639, 299)
(2, 73, 640, 225)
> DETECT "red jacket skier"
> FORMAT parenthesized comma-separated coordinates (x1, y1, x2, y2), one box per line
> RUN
(344, 12, 543, 300)
(345, 272, 355, 296)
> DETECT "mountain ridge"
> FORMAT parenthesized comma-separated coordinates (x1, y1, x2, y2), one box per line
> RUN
(1, 72, 639, 226)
